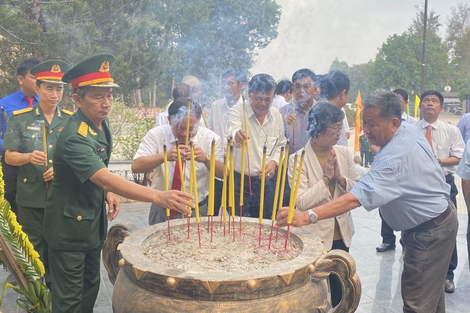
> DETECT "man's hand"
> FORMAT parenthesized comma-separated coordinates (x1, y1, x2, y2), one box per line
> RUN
(29, 150, 47, 165)
(169, 145, 189, 162)
(147, 172, 154, 186)
(106, 192, 121, 221)
(275, 207, 310, 227)
(261, 160, 277, 180)
(234, 129, 249, 146)
(43, 167, 54, 182)
(155, 190, 194, 215)
(285, 113, 296, 126)
(192, 146, 207, 163)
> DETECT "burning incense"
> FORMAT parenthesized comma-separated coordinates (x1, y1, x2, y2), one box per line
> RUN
(208, 139, 216, 241)
(42, 122, 48, 189)
(243, 102, 252, 195)
(190, 142, 202, 248)
(269, 146, 284, 249)
(220, 139, 230, 235)
(276, 142, 290, 241)
(201, 113, 209, 128)
(258, 145, 267, 246)
(185, 98, 191, 146)
(239, 136, 246, 235)
(176, 140, 190, 236)
(229, 143, 235, 241)
(285, 150, 305, 250)
(292, 101, 296, 152)
(163, 145, 171, 240)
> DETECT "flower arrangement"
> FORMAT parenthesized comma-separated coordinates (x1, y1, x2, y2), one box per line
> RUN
(0, 162, 51, 312)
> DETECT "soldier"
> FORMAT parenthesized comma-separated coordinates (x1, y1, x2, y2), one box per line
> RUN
(42, 54, 193, 313)
(3, 60, 71, 274)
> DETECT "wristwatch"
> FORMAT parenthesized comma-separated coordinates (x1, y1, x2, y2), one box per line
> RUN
(307, 209, 318, 224)
(204, 153, 210, 163)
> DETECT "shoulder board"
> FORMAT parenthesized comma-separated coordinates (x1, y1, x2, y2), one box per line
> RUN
(61, 109, 73, 116)
(77, 121, 89, 138)
(12, 107, 33, 116)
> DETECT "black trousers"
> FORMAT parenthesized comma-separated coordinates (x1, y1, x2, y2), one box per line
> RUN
(1, 156, 19, 215)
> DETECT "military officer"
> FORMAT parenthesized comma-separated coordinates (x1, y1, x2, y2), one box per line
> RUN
(42, 54, 193, 313)
(3, 60, 71, 273)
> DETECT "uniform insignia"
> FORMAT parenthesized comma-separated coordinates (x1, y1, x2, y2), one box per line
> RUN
(77, 121, 89, 138)
(58, 127, 64, 132)
(35, 107, 40, 116)
(61, 109, 73, 116)
(89, 128, 98, 136)
(97, 147, 107, 152)
(26, 126, 40, 131)
(51, 64, 61, 73)
(99, 61, 110, 73)
(12, 107, 33, 116)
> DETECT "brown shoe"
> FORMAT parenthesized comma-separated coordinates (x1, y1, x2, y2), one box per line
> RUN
(445, 279, 455, 293)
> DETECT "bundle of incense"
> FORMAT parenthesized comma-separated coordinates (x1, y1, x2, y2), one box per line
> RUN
(175, 140, 190, 236)
(185, 98, 191, 145)
(268, 146, 284, 249)
(190, 142, 202, 248)
(229, 143, 235, 241)
(220, 138, 231, 235)
(243, 102, 252, 195)
(258, 145, 267, 246)
(276, 142, 290, 241)
(239, 134, 246, 235)
(292, 101, 296, 152)
(42, 122, 48, 189)
(285, 150, 305, 250)
(207, 139, 216, 241)
(163, 144, 171, 240)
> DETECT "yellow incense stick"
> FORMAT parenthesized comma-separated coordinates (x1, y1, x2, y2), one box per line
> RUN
(185, 98, 191, 145)
(239, 139, 246, 207)
(163, 145, 170, 217)
(202, 113, 209, 128)
(287, 150, 305, 224)
(221, 152, 228, 225)
(208, 139, 216, 216)
(277, 143, 290, 211)
(243, 104, 250, 156)
(289, 154, 299, 211)
(230, 143, 235, 218)
(259, 145, 267, 224)
(271, 147, 284, 221)
(190, 142, 200, 223)
(176, 140, 190, 216)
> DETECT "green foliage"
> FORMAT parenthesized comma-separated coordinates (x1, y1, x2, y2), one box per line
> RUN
(1, 279, 51, 313)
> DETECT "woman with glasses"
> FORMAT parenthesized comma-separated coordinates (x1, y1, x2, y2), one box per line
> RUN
(289, 101, 360, 307)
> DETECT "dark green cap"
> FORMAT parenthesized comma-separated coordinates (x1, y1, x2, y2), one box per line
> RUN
(30, 60, 70, 84)
(62, 53, 119, 89)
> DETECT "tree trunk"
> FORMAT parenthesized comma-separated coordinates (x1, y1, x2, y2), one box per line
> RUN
(18, 0, 47, 32)
(135, 75, 142, 108)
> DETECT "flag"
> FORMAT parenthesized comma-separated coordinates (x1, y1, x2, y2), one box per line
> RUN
(414, 95, 420, 118)
(354, 90, 362, 152)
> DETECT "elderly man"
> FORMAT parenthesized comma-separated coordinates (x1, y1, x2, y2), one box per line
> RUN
(278, 89, 458, 313)
(43, 54, 193, 313)
(230, 73, 286, 218)
(133, 97, 224, 225)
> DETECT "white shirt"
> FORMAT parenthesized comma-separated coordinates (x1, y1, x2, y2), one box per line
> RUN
(415, 119, 465, 175)
(354, 163, 367, 179)
(401, 112, 418, 125)
(229, 102, 287, 175)
(272, 95, 289, 111)
(207, 96, 243, 147)
(133, 125, 224, 199)
(337, 111, 349, 146)
(155, 110, 169, 127)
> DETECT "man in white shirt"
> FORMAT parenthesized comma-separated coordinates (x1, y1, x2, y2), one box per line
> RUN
(320, 70, 350, 146)
(133, 97, 224, 225)
(416, 90, 465, 293)
(272, 80, 292, 111)
(230, 74, 287, 218)
(207, 69, 246, 215)
(394, 89, 418, 125)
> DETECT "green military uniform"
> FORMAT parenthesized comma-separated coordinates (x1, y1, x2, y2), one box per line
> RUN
(42, 54, 119, 313)
(2, 60, 70, 277)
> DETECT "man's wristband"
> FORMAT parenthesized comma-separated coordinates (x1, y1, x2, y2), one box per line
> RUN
(323, 174, 331, 183)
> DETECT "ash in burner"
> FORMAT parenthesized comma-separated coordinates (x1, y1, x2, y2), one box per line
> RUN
(142, 222, 301, 273)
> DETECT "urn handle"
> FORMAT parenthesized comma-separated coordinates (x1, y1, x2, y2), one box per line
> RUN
(102, 222, 137, 285)
(311, 249, 361, 313)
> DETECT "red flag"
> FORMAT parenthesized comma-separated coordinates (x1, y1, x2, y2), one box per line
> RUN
(354, 91, 362, 153)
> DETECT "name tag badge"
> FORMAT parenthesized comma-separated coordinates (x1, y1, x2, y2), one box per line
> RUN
(27, 126, 40, 131)
(97, 147, 107, 153)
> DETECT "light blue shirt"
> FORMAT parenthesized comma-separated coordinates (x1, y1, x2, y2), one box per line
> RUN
(457, 113, 470, 143)
(351, 123, 450, 231)
(457, 139, 470, 180)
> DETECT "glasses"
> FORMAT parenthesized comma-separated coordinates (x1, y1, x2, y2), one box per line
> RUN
(422, 98, 440, 104)
(327, 125, 343, 132)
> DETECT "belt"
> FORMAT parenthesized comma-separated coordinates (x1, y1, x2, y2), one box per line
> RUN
(405, 205, 453, 233)
(198, 197, 208, 207)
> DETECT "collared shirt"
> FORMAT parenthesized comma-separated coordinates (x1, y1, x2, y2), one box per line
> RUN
(401, 112, 418, 125)
(155, 110, 169, 127)
(133, 125, 223, 200)
(229, 102, 286, 175)
(3, 105, 71, 208)
(415, 119, 465, 175)
(351, 124, 450, 231)
(457, 113, 470, 143)
(207, 96, 243, 147)
(272, 95, 289, 111)
(0, 90, 39, 152)
(457, 139, 470, 180)
(336, 112, 349, 146)
(279, 103, 310, 154)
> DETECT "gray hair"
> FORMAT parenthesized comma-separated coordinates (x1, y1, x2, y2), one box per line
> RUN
(353, 155, 362, 164)
(364, 89, 401, 121)
(74, 86, 92, 98)
(308, 101, 345, 139)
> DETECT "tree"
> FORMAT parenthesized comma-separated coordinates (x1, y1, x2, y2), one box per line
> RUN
(329, 58, 350, 73)
(446, 2, 470, 59)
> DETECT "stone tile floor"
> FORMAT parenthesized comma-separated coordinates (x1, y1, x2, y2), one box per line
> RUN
(0, 200, 468, 313)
